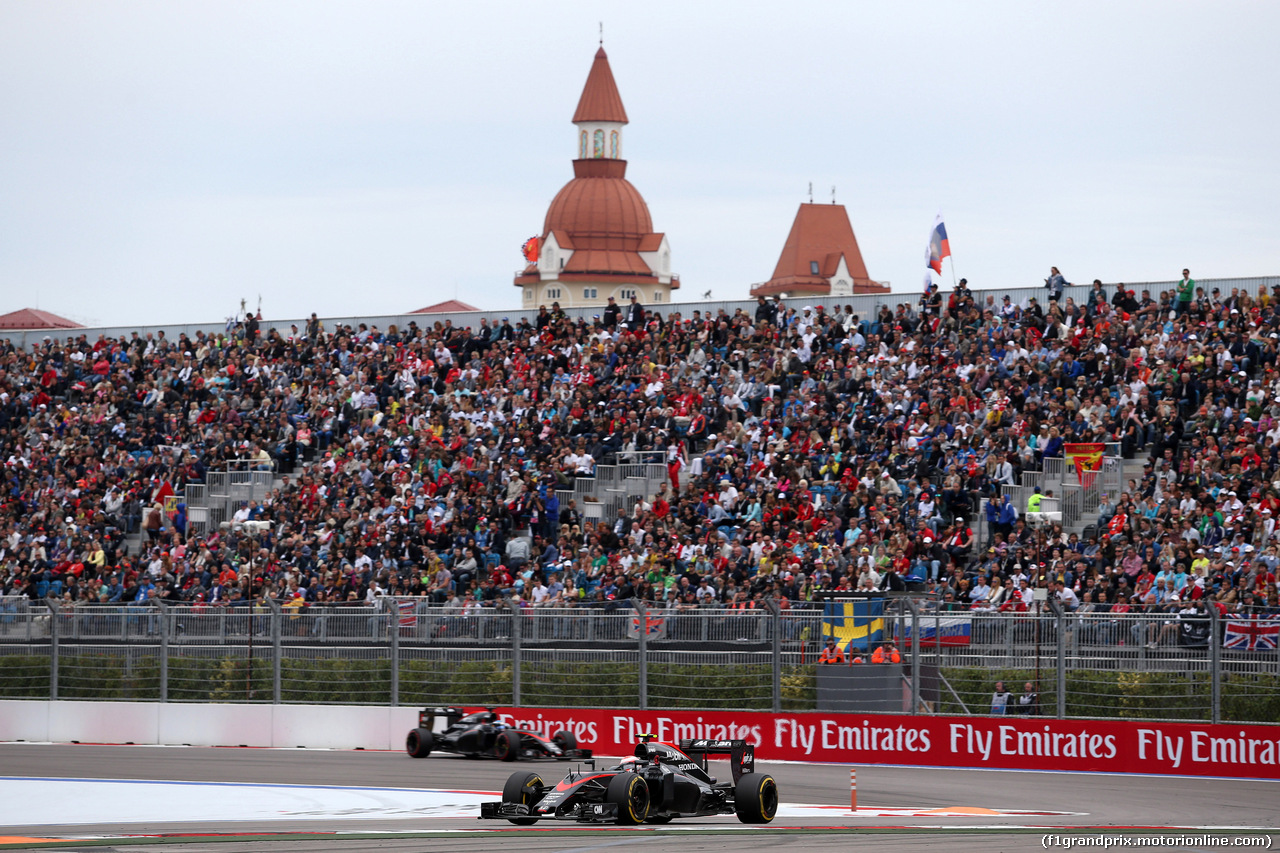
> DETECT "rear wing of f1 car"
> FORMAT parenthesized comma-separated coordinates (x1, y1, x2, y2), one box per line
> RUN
(418, 706, 468, 731)
(677, 738, 755, 783)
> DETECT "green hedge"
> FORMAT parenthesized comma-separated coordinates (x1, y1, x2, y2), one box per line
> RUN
(2, 653, 1275, 723)
(937, 666, 1280, 722)
(0, 655, 52, 697)
(401, 659, 514, 706)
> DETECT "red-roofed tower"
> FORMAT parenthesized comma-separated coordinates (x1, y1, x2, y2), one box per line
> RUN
(751, 203, 889, 298)
(516, 47, 678, 309)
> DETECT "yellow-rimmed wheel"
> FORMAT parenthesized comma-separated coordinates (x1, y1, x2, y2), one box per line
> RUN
(500, 771, 543, 825)
(733, 773, 778, 824)
(605, 772, 650, 825)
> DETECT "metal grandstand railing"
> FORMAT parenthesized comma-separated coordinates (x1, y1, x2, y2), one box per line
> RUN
(554, 455, 670, 522)
(2, 596, 1275, 723)
(183, 463, 276, 539)
(1005, 450, 1123, 536)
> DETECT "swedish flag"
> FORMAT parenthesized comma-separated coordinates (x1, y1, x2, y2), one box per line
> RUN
(822, 599, 885, 652)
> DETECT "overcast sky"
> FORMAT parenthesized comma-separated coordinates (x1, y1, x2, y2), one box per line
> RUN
(2, 1, 1277, 328)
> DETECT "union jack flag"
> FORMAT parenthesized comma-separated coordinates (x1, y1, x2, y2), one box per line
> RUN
(1223, 613, 1280, 651)
(628, 613, 667, 640)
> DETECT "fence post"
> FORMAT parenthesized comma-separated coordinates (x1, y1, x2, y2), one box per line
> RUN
(901, 598, 921, 714)
(509, 599, 522, 708)
(634, 600, 648, 711)
(766, 599, 781, 713)
(267, 599, 282, 705)
(47, 599, 59, 701)
(1209, 604, 1221, 725)
(389, 599, 400, 707)
(1048, 597, 1066, 718)
(155, 599, 169, 703)
(1004, 611, 1015, 667)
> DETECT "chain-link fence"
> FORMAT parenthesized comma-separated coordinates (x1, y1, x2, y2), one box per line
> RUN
(2, 596, 1276, 723)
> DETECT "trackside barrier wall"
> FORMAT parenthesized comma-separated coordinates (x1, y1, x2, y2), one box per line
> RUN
(3, 700, 1278, 780)
(0, 700, 422, 750)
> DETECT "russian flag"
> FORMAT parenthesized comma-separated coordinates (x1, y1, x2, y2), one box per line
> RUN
(926, 214, 950, 274)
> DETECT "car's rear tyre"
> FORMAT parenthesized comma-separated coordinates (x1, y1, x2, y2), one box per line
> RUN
(405, 728, 433, 758)
(501, 771, 543, 825)
(494, 730, 518, 762)
(734, 772, 778, 824)
(552, 729, 577, 753)
(606, 772, 650, 825)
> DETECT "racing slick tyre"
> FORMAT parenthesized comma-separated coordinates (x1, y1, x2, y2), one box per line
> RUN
(494, 730, 519, 762)
(552, 729, 577, 754)
(501, 771, 543, 825)
(733, 772, 778, 824)
(405, 728, 433, 758)
(606, 772, 650, 825)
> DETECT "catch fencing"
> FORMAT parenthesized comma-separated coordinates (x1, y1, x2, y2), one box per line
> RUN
(1, 596, 1276, 725)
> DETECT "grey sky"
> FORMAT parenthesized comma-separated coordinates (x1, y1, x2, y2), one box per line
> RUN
(2, 1, 1276, 327)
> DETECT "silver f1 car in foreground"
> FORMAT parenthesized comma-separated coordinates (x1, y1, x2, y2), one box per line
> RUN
(479, 736, 778, 825)
(406, 707, 591, 762)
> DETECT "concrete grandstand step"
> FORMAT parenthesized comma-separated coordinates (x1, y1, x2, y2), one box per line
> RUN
(1121, 458, 1147, 490)
(124, 530, 147, 558)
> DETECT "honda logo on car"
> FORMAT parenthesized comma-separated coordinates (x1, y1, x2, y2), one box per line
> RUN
(483, 709, 1280, 779)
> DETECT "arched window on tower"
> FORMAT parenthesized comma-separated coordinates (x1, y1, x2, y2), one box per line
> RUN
(609, 130, 619, 159)
(593, 129, 604, 159)
(579, 130, 588, 159)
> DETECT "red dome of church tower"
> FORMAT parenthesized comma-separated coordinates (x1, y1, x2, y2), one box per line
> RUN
(544, 162, 653, 245)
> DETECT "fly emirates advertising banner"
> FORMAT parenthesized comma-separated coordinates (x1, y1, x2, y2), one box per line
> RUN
(490, 708, 1280, 779)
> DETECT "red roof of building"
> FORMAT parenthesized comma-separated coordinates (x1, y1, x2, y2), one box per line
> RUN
(0, 308, 84, 330)
(409, 300, 480, 314)
(573, 47, 629, 124)
(752, 203, 888, 296)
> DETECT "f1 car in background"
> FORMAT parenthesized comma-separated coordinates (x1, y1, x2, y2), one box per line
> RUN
(480, 736, 778, 825)
(405, 707, 591, 762)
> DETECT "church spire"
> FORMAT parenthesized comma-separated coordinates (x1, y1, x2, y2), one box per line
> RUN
(573, 47, 628, 162)
(573, 47, 628, 124)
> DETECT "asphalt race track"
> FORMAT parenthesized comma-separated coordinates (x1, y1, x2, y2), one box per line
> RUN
(1, 743, 1277, 851)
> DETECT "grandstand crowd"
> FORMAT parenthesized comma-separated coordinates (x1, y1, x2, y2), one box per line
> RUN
(1, 273, 1278, 626)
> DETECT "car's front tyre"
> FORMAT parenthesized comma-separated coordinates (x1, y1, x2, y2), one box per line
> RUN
(501, 771, 544, 825)
(606, 772, 650, 825)
(494, 730, 518, 762)
(552, 729, 577, 755)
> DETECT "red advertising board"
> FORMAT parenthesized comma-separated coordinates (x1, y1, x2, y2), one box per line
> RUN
(488, 707, 1280, 780)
